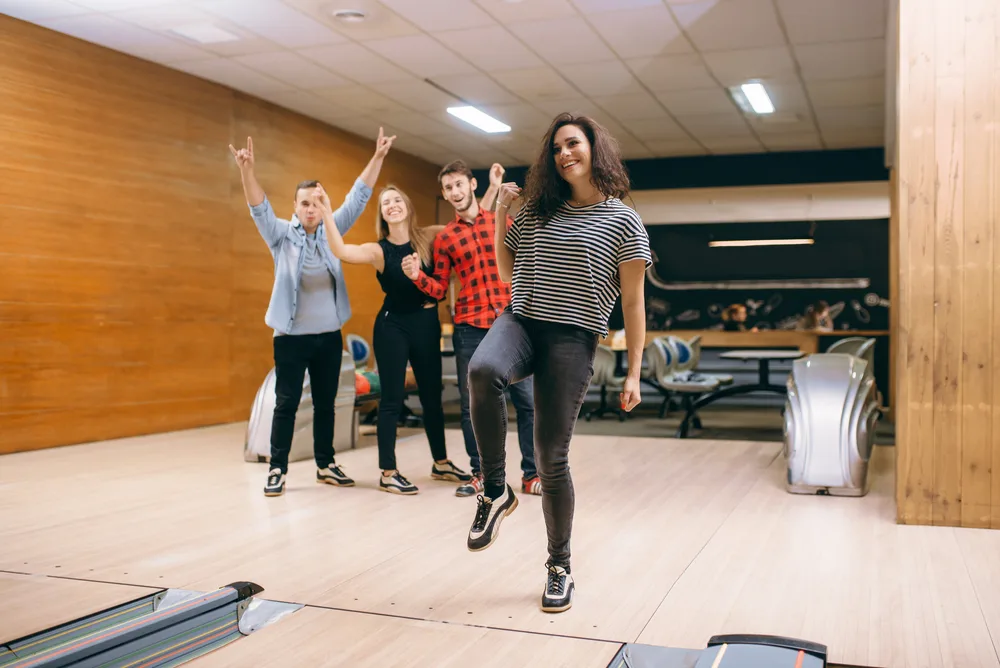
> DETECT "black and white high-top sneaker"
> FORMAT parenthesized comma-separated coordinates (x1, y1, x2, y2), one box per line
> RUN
(430, 460, 473, 483)
(380, 471, 418, 495)
(317, 464, 354, 486)
(264, 469, 285, 497)
(467, 484, 518, 551)
(541, 562, 574, 613)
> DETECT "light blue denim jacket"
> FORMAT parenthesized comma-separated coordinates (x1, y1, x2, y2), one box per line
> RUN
(248, 178, 372, 335)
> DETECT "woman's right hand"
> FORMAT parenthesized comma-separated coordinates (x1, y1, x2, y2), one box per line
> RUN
(400, 252, 420, 280)
(496, 182, 521, 210)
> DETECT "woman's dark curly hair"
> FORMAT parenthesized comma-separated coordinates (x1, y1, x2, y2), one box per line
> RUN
(521, 113, 631, 222)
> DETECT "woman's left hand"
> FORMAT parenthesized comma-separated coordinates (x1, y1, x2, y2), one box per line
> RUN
(620, 375, 641, 412)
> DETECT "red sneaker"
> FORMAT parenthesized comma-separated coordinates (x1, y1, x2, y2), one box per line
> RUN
(522, 476, 542, 495)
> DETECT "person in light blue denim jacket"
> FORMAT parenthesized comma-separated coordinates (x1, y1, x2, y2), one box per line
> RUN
(230, 128, 396, 497)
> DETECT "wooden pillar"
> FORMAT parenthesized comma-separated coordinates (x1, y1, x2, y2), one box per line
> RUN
(895, 0, 998, 528)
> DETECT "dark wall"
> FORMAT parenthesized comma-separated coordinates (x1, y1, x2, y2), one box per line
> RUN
(640, 218, 890, 332)
(472, 147, 888, 192)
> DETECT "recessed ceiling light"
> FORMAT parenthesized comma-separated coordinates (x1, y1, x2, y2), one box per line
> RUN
(447, 106, 511, 133)
(169, 23, 240, 44)
(332, 9, 367, 22)
(729, 81, 774, 115)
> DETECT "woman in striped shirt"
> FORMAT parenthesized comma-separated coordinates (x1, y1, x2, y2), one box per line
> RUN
(464, 113, 651, 613)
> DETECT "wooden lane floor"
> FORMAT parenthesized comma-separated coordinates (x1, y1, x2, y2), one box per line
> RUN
(2, 424, 999, 667)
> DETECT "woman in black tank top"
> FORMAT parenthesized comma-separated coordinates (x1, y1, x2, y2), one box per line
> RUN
(315, 182, 472, 496)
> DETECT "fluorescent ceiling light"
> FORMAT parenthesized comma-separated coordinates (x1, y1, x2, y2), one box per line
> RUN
(709, 238, 814, 248)
(169, 24, 240, 44)
(447, 106, 510, 133)
(739, 82, 774, 114)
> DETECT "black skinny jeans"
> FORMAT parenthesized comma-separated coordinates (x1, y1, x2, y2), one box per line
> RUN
(270, 330, 343, 474)
(468, 310, 598, 571)
(373, 306, 448, 471)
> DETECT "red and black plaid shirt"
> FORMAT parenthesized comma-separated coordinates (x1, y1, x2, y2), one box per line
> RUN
(414, 209, 512, 329)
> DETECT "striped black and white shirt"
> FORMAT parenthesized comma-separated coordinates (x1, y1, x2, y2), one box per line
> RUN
(504, 198, 652, 337)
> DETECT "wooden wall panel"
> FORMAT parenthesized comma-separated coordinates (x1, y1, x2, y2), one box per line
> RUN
(0, 17, 442, 454)
(895, 0, 998, 527)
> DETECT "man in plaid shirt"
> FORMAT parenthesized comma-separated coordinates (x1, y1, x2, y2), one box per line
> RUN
(402, 160, 540, 498)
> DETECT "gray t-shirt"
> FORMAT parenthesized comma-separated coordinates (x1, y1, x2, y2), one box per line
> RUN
(276, 232, 342, 337)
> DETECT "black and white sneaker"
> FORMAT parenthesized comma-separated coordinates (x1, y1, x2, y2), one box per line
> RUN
(431, 460, 473, 483)
(541, 562, 574, 613)
(264, 469, 285, 497)
(380, 471, 418, 495)
(317, 464, 354, 486)
(467, 484, 518, 552)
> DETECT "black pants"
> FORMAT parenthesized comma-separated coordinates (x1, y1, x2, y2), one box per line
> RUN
(270, 330, 343, 474)
(373, 306, 448, 471)
(468, 310, 598, 571)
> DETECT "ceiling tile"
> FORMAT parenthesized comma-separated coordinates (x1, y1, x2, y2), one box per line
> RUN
(656, 88, 735, 116)
(591, 91, 669, 121)
(313, 84, 409, 114)
(378, 0, 495, 31)
(296, 43, 414, 84)
(374, 110, 455, 137)
(747, 112, 817, 135)
(364, 34, 478, 78)
(700, 135, 765, 154)
(506, 17, 617, 65)
(761, 133, 824, 151)
(475, 0, 578, 23)
(197, 0, 347, 48)
(814, 104, 884, 131)
(806, 77, 885, 107)
(256, 89, 355, 121)
(624, 117, 689, 140)
(492, 68, 578, 99)
(430, 26, 544, 72)
(172, 58, 296, 96)
(233, 51, 351, 88)
(64, 0, 172, 9)
(645, 137, 708, 156)
(0, 0, 90, 21)
(114, 5, 282, 57)
(757, 79, 812, 113)
(821, 128, 884, 149)
(626, 55, 717, 91)
(37, 14, 215, 63)
(475, 103, 554, 135)
(676, 110, 752, 137)
(326, 116, 387, 143)
(557, 61, 644, 97)
(776, 0, 886, 45)
(702, 46, 796, 87)
(793, 39, 885, 81)
(431, 73, 523, 106)
(586, 5, 693, 59)
(572, 0, 662, 12)
(670, 0, 785, 51)
(283, 0, 421, 41)
(380, 79, 461, 112)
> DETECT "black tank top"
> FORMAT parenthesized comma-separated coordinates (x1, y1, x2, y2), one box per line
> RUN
(377, 238, 437, 314)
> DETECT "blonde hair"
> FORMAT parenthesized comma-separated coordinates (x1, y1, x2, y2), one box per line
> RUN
(375, 185, 442, 267)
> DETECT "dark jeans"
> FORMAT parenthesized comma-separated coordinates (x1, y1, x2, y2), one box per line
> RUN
(373, 306, 448, 471)
(270, 330, 343, 474)
(454, 323, 536, 479)
(468, 311, 598, 571)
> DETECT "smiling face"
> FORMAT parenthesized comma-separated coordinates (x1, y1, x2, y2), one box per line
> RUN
(380, 188, 408, 225)
(552, 124, 592, 188)
(440, 172, 477, 214)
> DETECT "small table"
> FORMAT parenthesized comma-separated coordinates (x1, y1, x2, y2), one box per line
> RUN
(676, 349, 804, 438)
